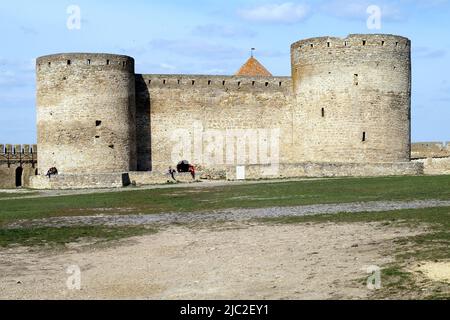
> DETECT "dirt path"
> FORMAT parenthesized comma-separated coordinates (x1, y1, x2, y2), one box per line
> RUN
(8, 199, 450, 229)
(0, 222, 420, 300)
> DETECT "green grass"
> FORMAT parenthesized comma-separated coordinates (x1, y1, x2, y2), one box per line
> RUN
(0, 226, 158, 248)
(261, 206, 450, 299)
(1, 175, 450, 225)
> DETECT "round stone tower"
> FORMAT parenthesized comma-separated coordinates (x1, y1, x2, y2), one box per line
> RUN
(36, 53, 136, 175)
(291, 34, 411, 163)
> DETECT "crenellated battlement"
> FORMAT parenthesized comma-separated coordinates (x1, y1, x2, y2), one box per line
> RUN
(411, 142, 450, 159)
(0, 144, 37, 155)
(291, 34, 410, 51)
(0, 144, 37, 171)
(139, 74, 292, 93)
(36, 53, 135, 72)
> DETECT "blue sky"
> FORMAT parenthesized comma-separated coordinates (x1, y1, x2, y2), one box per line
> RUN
(0, 0, 449, 143)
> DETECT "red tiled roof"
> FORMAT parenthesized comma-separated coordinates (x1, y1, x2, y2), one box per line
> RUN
(235, 57, 273, 77)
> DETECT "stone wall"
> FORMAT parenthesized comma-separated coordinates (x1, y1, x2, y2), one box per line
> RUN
(411, 142, 450, 175)
(226, 162, 423, 180)
(36, 53, 137, 175)
(291, 34, 411, 163)
(0, 144, 38, 188)
(135, 74, 294, 171)
(29, 173, 130, 190)
(412, 158, 450, 175)
(411, 142, 450, 159)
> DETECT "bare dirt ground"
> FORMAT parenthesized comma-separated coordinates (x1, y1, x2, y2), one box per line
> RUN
(0, 222, 422, 300)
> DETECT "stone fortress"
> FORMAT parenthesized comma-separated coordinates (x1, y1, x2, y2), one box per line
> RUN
(1, 34, 449, 189)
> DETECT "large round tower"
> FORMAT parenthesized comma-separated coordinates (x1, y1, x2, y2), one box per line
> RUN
(36, 53, 136, 175)
(291, 34, 411, 163)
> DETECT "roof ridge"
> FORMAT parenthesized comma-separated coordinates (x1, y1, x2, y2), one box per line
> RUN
(235, 57, 273, 77)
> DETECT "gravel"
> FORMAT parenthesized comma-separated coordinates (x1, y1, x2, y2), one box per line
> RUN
(7, 199, 450, 229)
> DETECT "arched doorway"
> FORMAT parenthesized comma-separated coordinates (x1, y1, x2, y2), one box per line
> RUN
(15, 167, 23, 188)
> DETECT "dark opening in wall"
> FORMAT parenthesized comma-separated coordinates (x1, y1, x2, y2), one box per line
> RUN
(279, 82, 282, 86)
(177, 79, 180, 85)
(208, 80, 211, 85)
(95, 136, 100, 139)
(354, 74, 359, 86)
(109, 144, 115, 149)
(96, 120, 102, 127)
(265, 82, 269, 87)
(344, 41, 348, 47)
(395, 42, 399, 47)
(192, 80, 195, 85)
(237, 81, 241, 87)
(48, 62, 51, 67)
(222, 80, 226, 86)
(163, 80, 166, 85)
(106, 60, 110, 65)
(321, 108, 325, 117)
(15, 167, 23, 188)
(381, 41, 385, 46)
(310, 44, 314, 48)
(362, 40, 366, 46)
(123, 61, 126, 67)
(35, 169, 38, 176)
(252, 81, 255, 86)
(67, 60, 71, 65)
(327, 42, 330, 47)
(362, 132, 366, 142)
(148, 80, 152, 84)
(87, 59, 91, 65)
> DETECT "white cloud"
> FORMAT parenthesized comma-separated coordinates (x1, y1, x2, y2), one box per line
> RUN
(192, 24, 256, 38)
(321, 0, 406, 22)
(148, 38, 246, 59)
(238, 2, 311, 24)
(159, 63, 176, 71)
